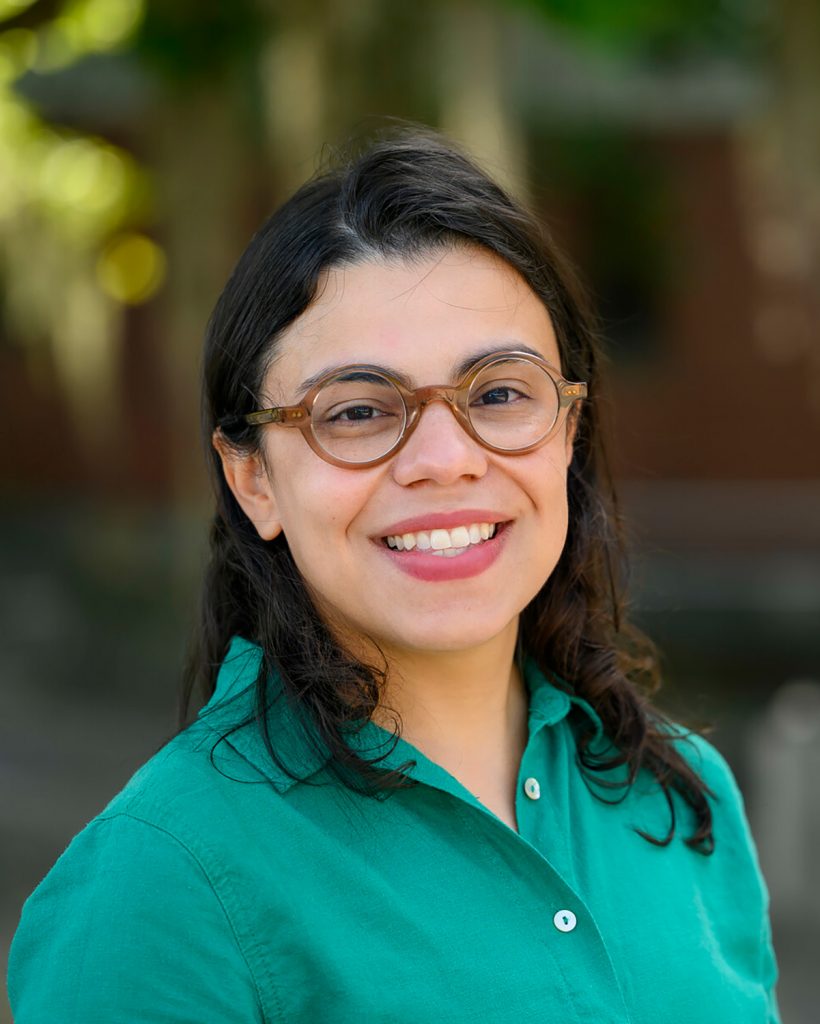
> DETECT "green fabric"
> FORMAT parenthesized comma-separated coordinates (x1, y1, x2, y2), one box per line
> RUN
(9, 636, 780, 1022)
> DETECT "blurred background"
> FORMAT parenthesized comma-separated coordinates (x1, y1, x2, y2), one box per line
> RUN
(1, 0, 818, 1019)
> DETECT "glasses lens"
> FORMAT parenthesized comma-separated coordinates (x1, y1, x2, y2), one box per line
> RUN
(467, 357, 559, 451)
(310, 371, 406, 463)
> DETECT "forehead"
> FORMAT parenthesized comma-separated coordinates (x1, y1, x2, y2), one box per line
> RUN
(265, 246, 560, 396)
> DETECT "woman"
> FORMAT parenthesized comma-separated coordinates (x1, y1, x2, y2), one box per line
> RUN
(9, 129, 780, 1022)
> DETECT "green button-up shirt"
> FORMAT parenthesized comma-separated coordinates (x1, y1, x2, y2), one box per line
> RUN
(9, 636, 780, 1022)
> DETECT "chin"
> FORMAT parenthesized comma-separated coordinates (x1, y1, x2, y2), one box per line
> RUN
(378, 613, 520, 657)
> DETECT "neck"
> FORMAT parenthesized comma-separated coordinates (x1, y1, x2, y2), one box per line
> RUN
(376, 626, 518, 741)
(369, 620, 529, 792)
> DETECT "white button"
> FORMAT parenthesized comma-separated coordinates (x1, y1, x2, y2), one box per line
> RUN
(523, 777, 541, 800)
(553, 909, 577, 933)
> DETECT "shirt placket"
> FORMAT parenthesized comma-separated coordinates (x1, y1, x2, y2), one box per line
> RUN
(365, 721, 632, 1023)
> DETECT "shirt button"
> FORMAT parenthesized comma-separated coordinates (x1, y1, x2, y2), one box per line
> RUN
(523, 777, 541, 800)
(553, 909, 577, 933)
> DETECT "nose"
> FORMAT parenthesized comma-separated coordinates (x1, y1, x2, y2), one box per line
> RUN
(390, 397, 488, 487)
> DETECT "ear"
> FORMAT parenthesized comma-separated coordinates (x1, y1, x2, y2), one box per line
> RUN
(212, 430, 283, 541)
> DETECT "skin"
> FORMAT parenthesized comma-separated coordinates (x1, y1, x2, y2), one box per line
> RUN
(216, 245, 577, 831)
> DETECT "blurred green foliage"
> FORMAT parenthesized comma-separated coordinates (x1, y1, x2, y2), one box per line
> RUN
(515, 0, 769, 61)
(133, 0, 267, 86)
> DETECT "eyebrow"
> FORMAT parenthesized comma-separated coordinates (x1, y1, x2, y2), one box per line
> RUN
(293, 343, 548, 399)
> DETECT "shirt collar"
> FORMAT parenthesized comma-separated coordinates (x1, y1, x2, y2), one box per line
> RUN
(524, 654, 605, 742)
(196, 635, 604, 792)
(524, 654, 572, 726)
(196, 636, 330, 789)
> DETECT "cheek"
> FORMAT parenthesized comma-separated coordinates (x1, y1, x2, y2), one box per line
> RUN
(527, 442, 571, 506)
(270, 456, 372, 556)
(522, 447, 571, 560)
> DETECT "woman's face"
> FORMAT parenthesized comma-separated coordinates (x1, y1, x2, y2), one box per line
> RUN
(221, 246, 577, 660)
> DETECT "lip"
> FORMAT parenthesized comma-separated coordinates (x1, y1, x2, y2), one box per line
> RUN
(375, 520, 511, 582)
(375, 509, 510, 539)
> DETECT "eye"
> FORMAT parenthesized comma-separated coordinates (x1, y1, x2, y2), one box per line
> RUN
(328, 404, 389, 422)
(472, 383, 530, 405)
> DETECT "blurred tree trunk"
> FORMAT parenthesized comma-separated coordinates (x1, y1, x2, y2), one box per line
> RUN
(778, 0, 820, 228)
(149, 84, 261, 586)
(258, 6, 328, 193)
(777, 0, 820, 369)
(437, 0, 529, 203)
(736, 0, 820, 413)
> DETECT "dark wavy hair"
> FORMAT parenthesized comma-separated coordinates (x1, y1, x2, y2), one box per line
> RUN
(184, 126, 715, 853)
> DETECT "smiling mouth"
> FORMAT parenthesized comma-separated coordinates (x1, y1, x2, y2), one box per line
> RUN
(382, 521, 502, 557)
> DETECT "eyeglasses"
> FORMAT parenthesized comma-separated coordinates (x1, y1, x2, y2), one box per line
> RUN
(219, 350, 587, 468)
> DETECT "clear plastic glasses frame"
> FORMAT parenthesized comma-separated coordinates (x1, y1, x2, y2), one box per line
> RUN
(221, 349, 588, 469)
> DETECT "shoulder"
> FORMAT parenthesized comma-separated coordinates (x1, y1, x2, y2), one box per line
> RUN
(65, 707, 292, 871)
(9, 635, 338, 1022)
(658, 721, 748, 817)
(8, 806, 266, 1021)
(663, 724, 740, 798)
(10, 697, 300, 928)
(8, 725, 276, 1022)
(655, 720, 769, 879)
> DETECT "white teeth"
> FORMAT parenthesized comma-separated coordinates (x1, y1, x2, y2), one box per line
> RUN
(384, 521, 500, 552)
(449, 526, 470, 548)
(431, 546, 470, 558)
(430, 529, 450, 551)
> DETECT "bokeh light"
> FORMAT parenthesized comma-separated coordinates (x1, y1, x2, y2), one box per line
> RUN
(97, 232, 166, 304)
(38, 137, 131, 228)
(32, 0, 143, 71)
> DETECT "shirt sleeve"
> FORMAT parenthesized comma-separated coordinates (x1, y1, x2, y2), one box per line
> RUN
(8, 812, 264, 1024)
(683, 732, 782, 1024)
